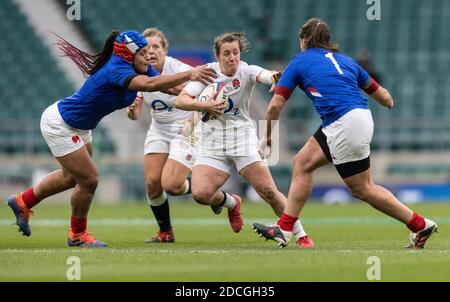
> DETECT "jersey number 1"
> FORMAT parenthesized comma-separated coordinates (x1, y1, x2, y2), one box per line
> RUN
(325, 53, 344, 75)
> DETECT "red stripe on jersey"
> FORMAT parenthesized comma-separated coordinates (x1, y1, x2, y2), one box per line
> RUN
(363, 77, 380, 95)
(274, 86, 293, 100)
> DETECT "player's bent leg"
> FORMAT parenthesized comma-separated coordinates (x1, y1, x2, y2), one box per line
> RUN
(343, 167, 438, 249)
(288, 139, 329, 248)
(144, 153, 168, 200)
(239, 158, 315, 247)
(191, 156, 230, 210)
(240, 161, 313, 244)
(252, 137, 328, 248)
(161, 159, 191, 196)
(239, 162, 285, 216)
(56, 146, 106, 247)
(192, 165, 243, 232)
(144, 153, 175, 243)
(191, 165, 229, 206)
(286, 136, 330, 217)
(344, 167, 413, 223)
(6, 139, 94, 238)
(6, 163, 78, 238)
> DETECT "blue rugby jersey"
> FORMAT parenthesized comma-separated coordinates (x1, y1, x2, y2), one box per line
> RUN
(58, 54, 159, 130)
(276, 48, 373, 127)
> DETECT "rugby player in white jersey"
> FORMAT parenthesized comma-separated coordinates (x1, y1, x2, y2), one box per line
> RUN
(127, 28, 221, 243)
(175, 32, 314, 248)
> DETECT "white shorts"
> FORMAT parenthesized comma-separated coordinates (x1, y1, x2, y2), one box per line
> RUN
(194, 151, 263, 175)
(144, 124, 195, 170)
(321, 108, 373, 165)
(40, 102, 92, 157)
(144, 125, 175, 154)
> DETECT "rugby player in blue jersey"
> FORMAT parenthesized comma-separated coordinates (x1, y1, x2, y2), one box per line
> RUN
(6, 30, 216, 247)
(253, 18, 437, 249)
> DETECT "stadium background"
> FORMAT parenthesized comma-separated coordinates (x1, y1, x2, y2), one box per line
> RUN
(1, 0, 450, 204)
(2, 0, 450, 283)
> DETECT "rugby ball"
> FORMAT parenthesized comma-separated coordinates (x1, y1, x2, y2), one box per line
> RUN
(197, 82, 228, 122)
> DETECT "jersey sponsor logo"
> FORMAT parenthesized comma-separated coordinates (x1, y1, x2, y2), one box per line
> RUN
(71, 136, 80, 143)
(151, 100, 173, 112)
(223, 97, 240, 116)
(223, 98, 234, 114)
(307, 87, 323, 97)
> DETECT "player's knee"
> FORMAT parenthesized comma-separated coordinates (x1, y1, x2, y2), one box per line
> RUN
(161, 178, 184, 196)
(192, 188, 212, 205)
(80, 175, 98, 192)
(162, 183, 178, 196)
(349, 184, 371, 201)
(293, 153, 314, 173)
(62, 174, 76, 189)
(146, 179, 163, 198)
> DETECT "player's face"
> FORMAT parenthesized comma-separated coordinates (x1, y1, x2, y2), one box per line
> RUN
(146, 36, 167, 72)
(300, 38, 307, 51)
(133, 46, 151, 74)
(217, 41, 240, 76)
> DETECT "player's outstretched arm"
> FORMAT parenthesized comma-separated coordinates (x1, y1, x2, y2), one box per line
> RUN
(262, 94, 287, 150)
(370, 86, 394, 110)
(257, 70, 282, 92)
(160, 83, 187, 96)
(361, 77, 394, 110)
(128, 66, 217, 92)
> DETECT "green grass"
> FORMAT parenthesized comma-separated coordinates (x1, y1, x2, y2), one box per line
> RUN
(0, 201, 449, 281)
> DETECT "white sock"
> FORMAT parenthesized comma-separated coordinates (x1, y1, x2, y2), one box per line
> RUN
(147, 191, 168, 206)
(182, 179, 190, 195)
(292, 220, 307, 240)
(222, 192, 236, 210)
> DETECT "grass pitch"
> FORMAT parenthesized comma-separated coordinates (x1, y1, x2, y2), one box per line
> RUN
(0, 200, 449, 281)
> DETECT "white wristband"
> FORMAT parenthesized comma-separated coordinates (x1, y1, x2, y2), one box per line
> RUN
(258, 70, 275, 86)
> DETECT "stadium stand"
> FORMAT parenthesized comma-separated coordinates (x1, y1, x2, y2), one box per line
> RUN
(54, 0, 450, 154)
(0, 0, 115, 155)
(2, 0, 449, 198)
(76, 0, 266, 65)
(266, 0, 450, 152)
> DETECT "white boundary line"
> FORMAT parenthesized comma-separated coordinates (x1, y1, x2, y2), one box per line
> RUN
(1, 217, 449, 226)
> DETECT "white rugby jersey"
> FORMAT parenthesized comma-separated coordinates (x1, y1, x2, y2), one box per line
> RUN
(183, 61, 269, 155)
(142, 56, 193, 132)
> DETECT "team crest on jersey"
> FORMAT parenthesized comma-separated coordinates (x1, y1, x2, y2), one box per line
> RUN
(232, 79, 241, 90)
